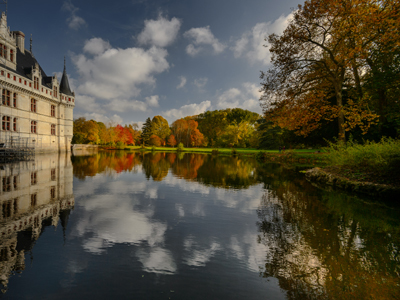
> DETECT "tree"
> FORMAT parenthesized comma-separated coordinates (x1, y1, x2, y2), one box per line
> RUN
(149, 134, 162, 147)
(167, 135, 177, 147)
(141, 117, 153, 145)
(260, 0, 381, 142)
(151, 115, 171, 144)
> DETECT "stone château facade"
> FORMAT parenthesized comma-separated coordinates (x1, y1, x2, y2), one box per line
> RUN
(0, 12, 75, 152)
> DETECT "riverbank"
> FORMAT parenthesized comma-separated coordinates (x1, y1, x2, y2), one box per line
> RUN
(305, 167, 400, 198)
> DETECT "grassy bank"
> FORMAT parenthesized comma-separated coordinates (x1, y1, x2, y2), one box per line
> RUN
(324, 138, 400, 186)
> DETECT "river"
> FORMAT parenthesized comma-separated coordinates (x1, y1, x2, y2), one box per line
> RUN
(0, 151, 399, 299)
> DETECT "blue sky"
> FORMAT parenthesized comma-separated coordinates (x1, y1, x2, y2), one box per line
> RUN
(6, 0, 300, 127)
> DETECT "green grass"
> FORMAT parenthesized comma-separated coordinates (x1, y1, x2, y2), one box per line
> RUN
(123, 145, 324, 157)
(325, 138, 400, 185)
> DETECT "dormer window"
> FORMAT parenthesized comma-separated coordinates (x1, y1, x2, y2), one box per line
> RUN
(33, 76, 39, 90)
(0, 44, 6, 59)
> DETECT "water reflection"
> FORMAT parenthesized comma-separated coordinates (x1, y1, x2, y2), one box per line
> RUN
(257, 164, 400, 300)
(0, 153, 74, 292)
(1, 151, 399, 299)
(72, 151, 260, 189)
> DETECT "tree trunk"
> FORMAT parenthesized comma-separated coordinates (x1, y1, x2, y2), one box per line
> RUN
(334, 81, 346, 143)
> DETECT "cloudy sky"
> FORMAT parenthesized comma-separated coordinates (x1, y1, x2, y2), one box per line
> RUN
(6, 0, 299, 126)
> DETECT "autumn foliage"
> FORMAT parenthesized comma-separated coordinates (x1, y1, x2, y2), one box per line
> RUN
(260, 0, 400, 142)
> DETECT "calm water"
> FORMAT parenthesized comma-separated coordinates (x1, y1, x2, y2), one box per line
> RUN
(0, 151, 399, 299)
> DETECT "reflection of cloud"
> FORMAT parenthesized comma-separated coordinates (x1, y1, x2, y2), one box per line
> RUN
(164, 174, 210, 194)
(183, 236, 221, 267)
(175, 203, 185, 217)
(136, 247, 177, 275)
(215, 185, 264, 212)
(74, 194, 166, 254)
(145, 187, 158, 199)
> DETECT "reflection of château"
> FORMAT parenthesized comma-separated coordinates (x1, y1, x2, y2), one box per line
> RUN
(0, 153, 74, 291)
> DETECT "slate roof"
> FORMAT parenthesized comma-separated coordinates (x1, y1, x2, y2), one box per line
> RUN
(1, 48, 73, 94)
(59, 65, 73, 96)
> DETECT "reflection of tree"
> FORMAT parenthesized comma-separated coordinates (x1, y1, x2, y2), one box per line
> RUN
(142, 153, 170, 181)
(195, 156, 260, 189)
(72, 152, 142, 179)
(256, 170, 400, 300)
(73, 151, 262, 190)
(171, 153, 206, 180)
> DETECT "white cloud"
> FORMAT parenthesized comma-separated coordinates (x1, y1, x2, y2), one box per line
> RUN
(232, 13, 292, 65)
(83, 38, 111, 55)
(62, 1, 86, 30)
(162, 100, 211, 121)
(138, 15, 181, 47)
(176, 76, 187, 89)
(76, 112, 123, 125)
(145, 95, 159, 107)
(184, 26, 225, 56)
(213, 83, 262, 113)
(73, 41, 169, 100)
(193, 77, 208, 89)
(105, 99, 147, 112)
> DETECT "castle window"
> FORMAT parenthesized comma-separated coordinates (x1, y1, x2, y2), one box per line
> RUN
(2, 116, 10, 131)
(13, 93, 17, 107)
(31, 172, 37, 185)
(51, 124, 56, 135)
(10, 49, 13, 62)
(19, 78, 21, 83)
(31, 121, 37, 133)
(13, 176, 17, 190)
(51, 168, 56, 181)
(0, 45, 7, 59)
(2, 89, 10, 106)
(33, 76, 39, 90)
(50, 186, 56, 199)
(53, 86, 57, 98)
(2, 177, 11, 192)
(51, 105, 55, 117)
(31, 98, 36, 112)
(13, 76, 16, 81)
(7, 73, 9, 78)
(13, 118, 17, 131)
(24, 80, 26, 85)
(31, 194, 37, 208)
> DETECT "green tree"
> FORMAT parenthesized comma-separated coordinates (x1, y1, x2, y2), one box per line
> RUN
(141, 117, 153, 145)
(151, 115, 171, 144)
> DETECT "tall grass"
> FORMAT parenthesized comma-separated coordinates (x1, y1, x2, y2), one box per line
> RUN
(325, 138, 400, 179)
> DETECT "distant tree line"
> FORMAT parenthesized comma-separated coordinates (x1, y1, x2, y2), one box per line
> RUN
(72, 108, 269, 148)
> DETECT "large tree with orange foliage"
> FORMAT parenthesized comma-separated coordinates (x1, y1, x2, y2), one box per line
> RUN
(260, 0, 400, 142)
(171, 118, 205, 147)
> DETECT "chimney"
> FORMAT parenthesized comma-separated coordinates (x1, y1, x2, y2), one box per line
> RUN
(13, 31, 25, 54)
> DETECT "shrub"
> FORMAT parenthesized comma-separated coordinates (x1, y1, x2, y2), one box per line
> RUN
(177, 142, 184, 152)
(231, 148, 237, 156)
(211, 149, 219, 155)
(325, 137, 400, 179)
(116, 141, 125, 149)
